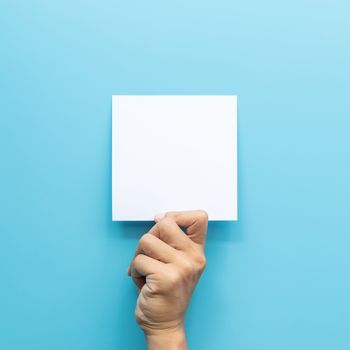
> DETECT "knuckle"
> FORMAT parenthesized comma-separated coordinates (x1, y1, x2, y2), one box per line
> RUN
(131, 257, 137, 270)
(133, 254, 143, 265)
(180, 258, 195, 275)
(139, 233, 152, 247)
(192, 250, 206, 271)
(196, 254, 207, 271)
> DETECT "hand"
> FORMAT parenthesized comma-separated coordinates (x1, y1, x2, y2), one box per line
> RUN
(128, 210, 208, 350)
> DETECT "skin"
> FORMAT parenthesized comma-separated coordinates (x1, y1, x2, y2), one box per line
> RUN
(128, 210, 209, 350)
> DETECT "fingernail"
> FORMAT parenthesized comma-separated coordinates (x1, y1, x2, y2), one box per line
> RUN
(127, 266, 131, 276)
(154, 212, 165, 222)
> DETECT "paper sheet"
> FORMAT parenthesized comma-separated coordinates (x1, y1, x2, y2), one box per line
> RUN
(112, 95, 237, 221)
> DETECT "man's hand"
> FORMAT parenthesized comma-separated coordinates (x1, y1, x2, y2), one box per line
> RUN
(128, 210, 208, 350)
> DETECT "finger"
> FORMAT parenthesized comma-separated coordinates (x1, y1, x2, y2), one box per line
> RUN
(130, 254, 164, 293)
(130, 254, 164, 279)
(148, 217, 192, 251)
(155, 210, 208, 247)
(134, 233, 180, 263)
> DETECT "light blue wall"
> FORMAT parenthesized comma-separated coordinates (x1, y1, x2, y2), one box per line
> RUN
(1, 1, 349, 349)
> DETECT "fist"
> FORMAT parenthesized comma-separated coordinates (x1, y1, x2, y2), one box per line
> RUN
(128, 210, 208, 338)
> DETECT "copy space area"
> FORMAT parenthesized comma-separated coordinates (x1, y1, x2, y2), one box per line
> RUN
(112, 95, 237, 221)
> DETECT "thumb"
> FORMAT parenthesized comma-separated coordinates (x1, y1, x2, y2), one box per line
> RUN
(154, 210, 208, 247)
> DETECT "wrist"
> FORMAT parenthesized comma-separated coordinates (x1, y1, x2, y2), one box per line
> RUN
(145, 325, 187, 350)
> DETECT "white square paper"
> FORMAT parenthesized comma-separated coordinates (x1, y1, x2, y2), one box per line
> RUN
(112, 95, 237, 221)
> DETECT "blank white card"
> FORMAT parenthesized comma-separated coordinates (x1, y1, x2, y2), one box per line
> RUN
(112, 95, 237, 221)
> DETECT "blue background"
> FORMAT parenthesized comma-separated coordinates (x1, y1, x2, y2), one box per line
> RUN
(1, 1, 349, 349)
